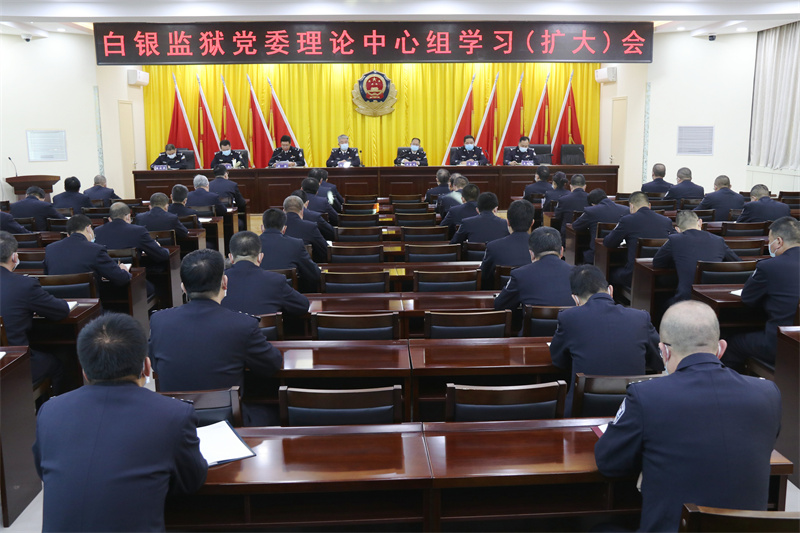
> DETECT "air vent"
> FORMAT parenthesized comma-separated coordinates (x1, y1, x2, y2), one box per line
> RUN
(677, 126, 714, 156)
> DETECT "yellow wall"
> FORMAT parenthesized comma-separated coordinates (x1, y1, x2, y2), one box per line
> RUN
(143, 62, 600, 168)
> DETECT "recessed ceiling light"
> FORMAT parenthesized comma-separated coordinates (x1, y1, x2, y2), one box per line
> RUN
(57, 28, 66, 32)
(676, 27, 685, 31)
(737, 27, 747, 32)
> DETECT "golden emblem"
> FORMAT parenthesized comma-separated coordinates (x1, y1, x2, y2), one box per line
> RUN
(352, 70, 397, 117)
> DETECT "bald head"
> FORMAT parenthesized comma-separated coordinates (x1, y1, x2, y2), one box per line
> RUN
(659, 301, 722, 368)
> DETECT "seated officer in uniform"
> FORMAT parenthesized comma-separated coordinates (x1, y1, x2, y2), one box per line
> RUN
(187, 175, 227, 216)
(595, 300, 781, 532)
(10, 186, 65, 232)
(34, 313, 207, 533)
(737, 183, 792, 222)
(394, 138, 428, 166)
(135, 192, 189, 239)
(571, 188, 629, 264)
(168, 184, 199, 218)
(450, 134, 489, 166)
(95, 202, 169, 263)
(640, 163, 672, 194)
(723, 216, 800, 371)
(209, 139, 246, 168)
(283, 195, 328, 264)
(0, 231, 69, 386)
(259, 208, 321, 293)
(504, 136, 539, 165)
(480, 199, 535, 290)
(553, 174, 589, 242)
(269, 135, 306, 167)
(494, 227, 574, 311)
(523, 165, 552, 198)
(694, 175, 745, 221)
(549, 265, 663, 416)
(52, 176, 93, 214)
(664, 167, 704, 202)
(543, 172, 570, 212)
(83, 174, 121, 207)
(653, 210, 740, 305)
(222, 231, 309, 317)
(438, 174, 469, 216)
(425, 168, 451, 204)
(326, 134, 361, 167)
(210, 165, 246, 212)
(0, 211, 30, 233)
(310, 168, 343, 209)
(149, 249, 283, 425)
(291, 189, 335, 241)
(150, 143, 189, 170)
(44, 214, 131, 287)
(451, 192, 509, 244)
(441, 183, 480, 235)
(302, 178, 339, 226)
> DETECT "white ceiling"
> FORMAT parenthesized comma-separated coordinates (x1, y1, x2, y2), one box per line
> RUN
(1, 1, 798, 40)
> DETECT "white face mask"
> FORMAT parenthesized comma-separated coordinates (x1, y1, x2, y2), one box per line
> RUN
(222, 149, 232, 156)
(167, 153, 176, 159)
(340, 143, 349, 151)
(464, 143, 474, 151)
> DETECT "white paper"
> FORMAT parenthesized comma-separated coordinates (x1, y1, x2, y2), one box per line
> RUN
(196, 421, 255, 466)
(0, 352, 5, 361)
(597, 423, 608, 434)
(730, 289, 743, 297)
(546, 342, 551, 347)
(198, 217, 212, 223)
(67, 301, 78, 311)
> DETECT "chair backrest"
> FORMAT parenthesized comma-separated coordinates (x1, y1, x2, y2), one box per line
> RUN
(405, 243, 461, 262)
(693, 209, 716, 222)
(90, 198, 104, 207)
(256, 313, 284, 341)
(401, 226, 449, 242)
(694, 260, 757, 284)
(720, 221, 769, 236)
(47, 218, 69, 232)
(178, 214, 199, 229)
(13, 217, 36, 231)
(393, 202, 430, 214)
(336, 226, 383, 242)
(396, 147, 409, 159)
(311, 312, 400, 340)
(233, 150, 249, 168)
(0, 316, 8, 346)
(678, 503, 800, 532)
(679, 198, 703, 209)
(190, 205, 215, 218)
(132, 205, 149, 217)
(345, 194, 378, 205)
(13, 233, 43, 248)
(424, 310, 512, 339)
(342, 203, 377, 214)
(389, 194, 423, 204)
(107, 248, 140, 267)
(149, 230, 177, 246)
(649, 199, 676, 210)
(530, 144, 552, 164)
(176, 149, 195, 168)
(395, 213, 436, 227)
(219, 196, 232, 207)
(445, 381, 567, 422)
(337, 213, 380, 227)
(560, 144, 586, 165)
(645, 192, 667, 199)
(522, 305, 571, 337)
(615, 193, 632, 201)
(267, 267, 299, 290)
(778, 191, 800, 201)
(464, 241, 487, 261)
(494, 264, 519, 289)
(724, 239, 764, 257)
(54, 207, 74, 217)
(16, 250, 46, 271)
(414, 269, 479, 292)
(81, 207, 110, 219)
(728, 209, 743, 221)
(596, 222, 618, 239)
(118, 198, 143, 207)
(572, 373, 666, 417)
(32, 272, 98, 298)
(321, 270, 390, 293)
(159, 387, 243, 427)
(279, 385, 403, 427)
(636, 237, 668, 259)
(328, 244, 384, 263)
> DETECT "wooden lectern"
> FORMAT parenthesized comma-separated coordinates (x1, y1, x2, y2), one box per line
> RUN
(6, 175, 60, 201)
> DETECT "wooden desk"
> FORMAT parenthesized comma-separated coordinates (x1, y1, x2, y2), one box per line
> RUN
(630, 258, 677, 327)
(775, 326, 800, 486)
(564, 224, 590, 266)
(401, 291, 496, 315)
(165, 424, 431, 531)
(409, 338, 561, 421)
(691, 284, 767, 328)
(178, 228, 207, 256)
(320, 261, 481, 291)
(307, 293, 405, 313)
(222, 206, 239, 255)
(0, 347, 39, 527)
(198, 216, 224, 252)
(593, 239, 628, 283)
(99, 268, 150, 332)
(143, 245, 183, 309)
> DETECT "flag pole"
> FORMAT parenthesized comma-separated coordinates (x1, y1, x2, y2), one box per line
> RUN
(221, 74, 251, 161)
(173, 73, 201, 168)
(495, 72, 524, 165)
(266, 76, 299, 147)
(196, 74, 221, 160)
(550, 70, 574, 153)
(475, 72, 500, 149)
(528, 71, 550, 139)
(441, 74, 476, 166)
(247, 74, 275, 151)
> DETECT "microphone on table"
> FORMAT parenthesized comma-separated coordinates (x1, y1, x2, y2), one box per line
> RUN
(8, 156, 18, 176)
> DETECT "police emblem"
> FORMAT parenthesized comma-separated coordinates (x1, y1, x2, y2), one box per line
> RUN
(352, 71, 398, 117)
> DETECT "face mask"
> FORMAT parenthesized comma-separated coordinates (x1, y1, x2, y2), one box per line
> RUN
(222, 150, 232, 156)
(768, 239, 778, 258)
(464, 143, 474, 151)
(89, 231, 96, 243)
(167, 153, 176, 159)
(519, 147, 528, 152)
(340, 144, 349, 151)
(410, 145, 419, 152)
(11, 254, 19, 271)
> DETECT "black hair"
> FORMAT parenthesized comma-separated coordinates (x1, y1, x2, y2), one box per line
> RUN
(230, 231, 262, 259)
(77, 313, 148, 382)
(171, 184, 189, 203)
(0, 231, 18, 263)
(629, 191, 650, 207)
(180, 249, 225, 299)
(507, 199, 536, 232)
(770, 216, 800, 245)
(652, 163, 666, 178)
(26, 186, 46, 199)
(150, 192, 169, 208)
(64, 177, 81, 192)
(553, 172, 568, 190)
(519, 136, 530, 142)
(220, 140, 231, 147)
(587, 188, 607, 205)
(462, 184, 480, 202)
(262, 208, 287, 230)
(436, 168, 450, 185)
(528, 227, 562, 256)
(411, 137, 421, 144)
(570, 174, 586, 187)
(213, 164, 228, 177)
(477, 192, 498, 212)
(301, 178, 320, 194)
(569, 265, 608, 298)
(463, 135, 475, 142)
(291, 189, 308, 203)
(280, 135, 291, 143)
(66, 214, 92, 234)
(536, 166, 550, 182)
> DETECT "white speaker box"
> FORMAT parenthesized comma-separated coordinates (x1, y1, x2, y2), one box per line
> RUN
(127, 70, 150, 87)
(594, 67, 617, 84)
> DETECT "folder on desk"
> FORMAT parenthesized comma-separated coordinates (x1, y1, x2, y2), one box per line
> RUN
(196, 421, 255, 466)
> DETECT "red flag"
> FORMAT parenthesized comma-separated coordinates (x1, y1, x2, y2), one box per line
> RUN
(551, 74, 582, 164)
(528, 75, 550, 145)
(442, 74, 475, 165)
(167, 74, 200, 169)
(247, 74, 274, 169)
(197, 75, 220, 169)
(496, 73, 525, 165)
(475, 73, 499, 166)
(220, 75, 250, 166)
(268, 77, 300, 151)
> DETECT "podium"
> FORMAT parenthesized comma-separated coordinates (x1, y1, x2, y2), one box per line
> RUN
(6, 175, 60, 201)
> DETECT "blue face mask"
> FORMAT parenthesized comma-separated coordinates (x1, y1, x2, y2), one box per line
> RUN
(464, 143, 474, 151)
(410, 145, 419, 152)
(768, 239, 778, 258)
(340, 144, 349, 151)
(167, 153, 176, 159)
(222, 149, 232, 156)
(519, 146, 528, 152)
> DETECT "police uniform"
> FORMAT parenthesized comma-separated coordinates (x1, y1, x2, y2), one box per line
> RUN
(210, 150, 245, 169)
(394, 147, 428, 166)
(326, 147, 361, 168)
(504, 147, 539, 165)
(269, 146, 306, 167)
(150, 152, 188, 170)
(450, 146, 489, 166)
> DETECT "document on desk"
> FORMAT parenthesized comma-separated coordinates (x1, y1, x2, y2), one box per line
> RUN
(66, 300, 78, 311)
(730, 289, 743, 297)
(196, 421, 256, 466)
(0, 352, 5, 361)
(198, 217, 212, 224)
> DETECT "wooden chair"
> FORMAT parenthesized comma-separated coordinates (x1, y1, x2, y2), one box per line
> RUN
(81, 207, 110, 220)
(636, 237, 668, 259)
(678, 503, 800, 532)
(405, 243, 461, 262)
(13, 217, 36, 232)
(107, 248, 140, 267)
(615, 193, 632, 201)
(414, 270, 479, 292)
(777, 191, 800, 201)
(725, 238, 765, 257)
(337, 214, 380, 227)
(46, 218, 68, 232)
(12, 233, 43, 248)
(90, 199, 104, 207)
(159, 387, 243, 427)
(342, 203, 377, 215)
(389, 194, 423, 204)
(118, 198, 143, 207)
(267, 268, 299, 290)
(54, 207, 73, 217)
(424, 310, 512, 339)
(693, 209, 716, 222)
(679, 198, 703, 209)
(614, 199, 630, 207)
(728, 209, 743, 221)
(572, 373, 667, 417)
(395, 213, 436, 227)
(445, 381, 567, 422)
(256, 313, 284, 341)
(132, 205, 149, 216)
(522, 305, 571, 337)
(463, 241, 487, 261)
(694, 260, 757, 284)
(188, 205, 215, 218)
(279, 385, 403, 426)
(32, 272, 98, 298)
(16, 250, 46, 270)
(336, 226, 383, 242)
(321, 271, 390, 293)
(393, 202, 430, 214)
(327, 244, 384, 263)
(311, 312, 400, 340)
(178, 214, 199, 229)
(344, 194, 378, 205)
(149, 230, 176, 246)
(493, 265, 519, 289)
(650, 199, 676, 210)
(400, 226, 449, 242)
(596, 222, 618, 239)
(720, 221, 769, 236)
